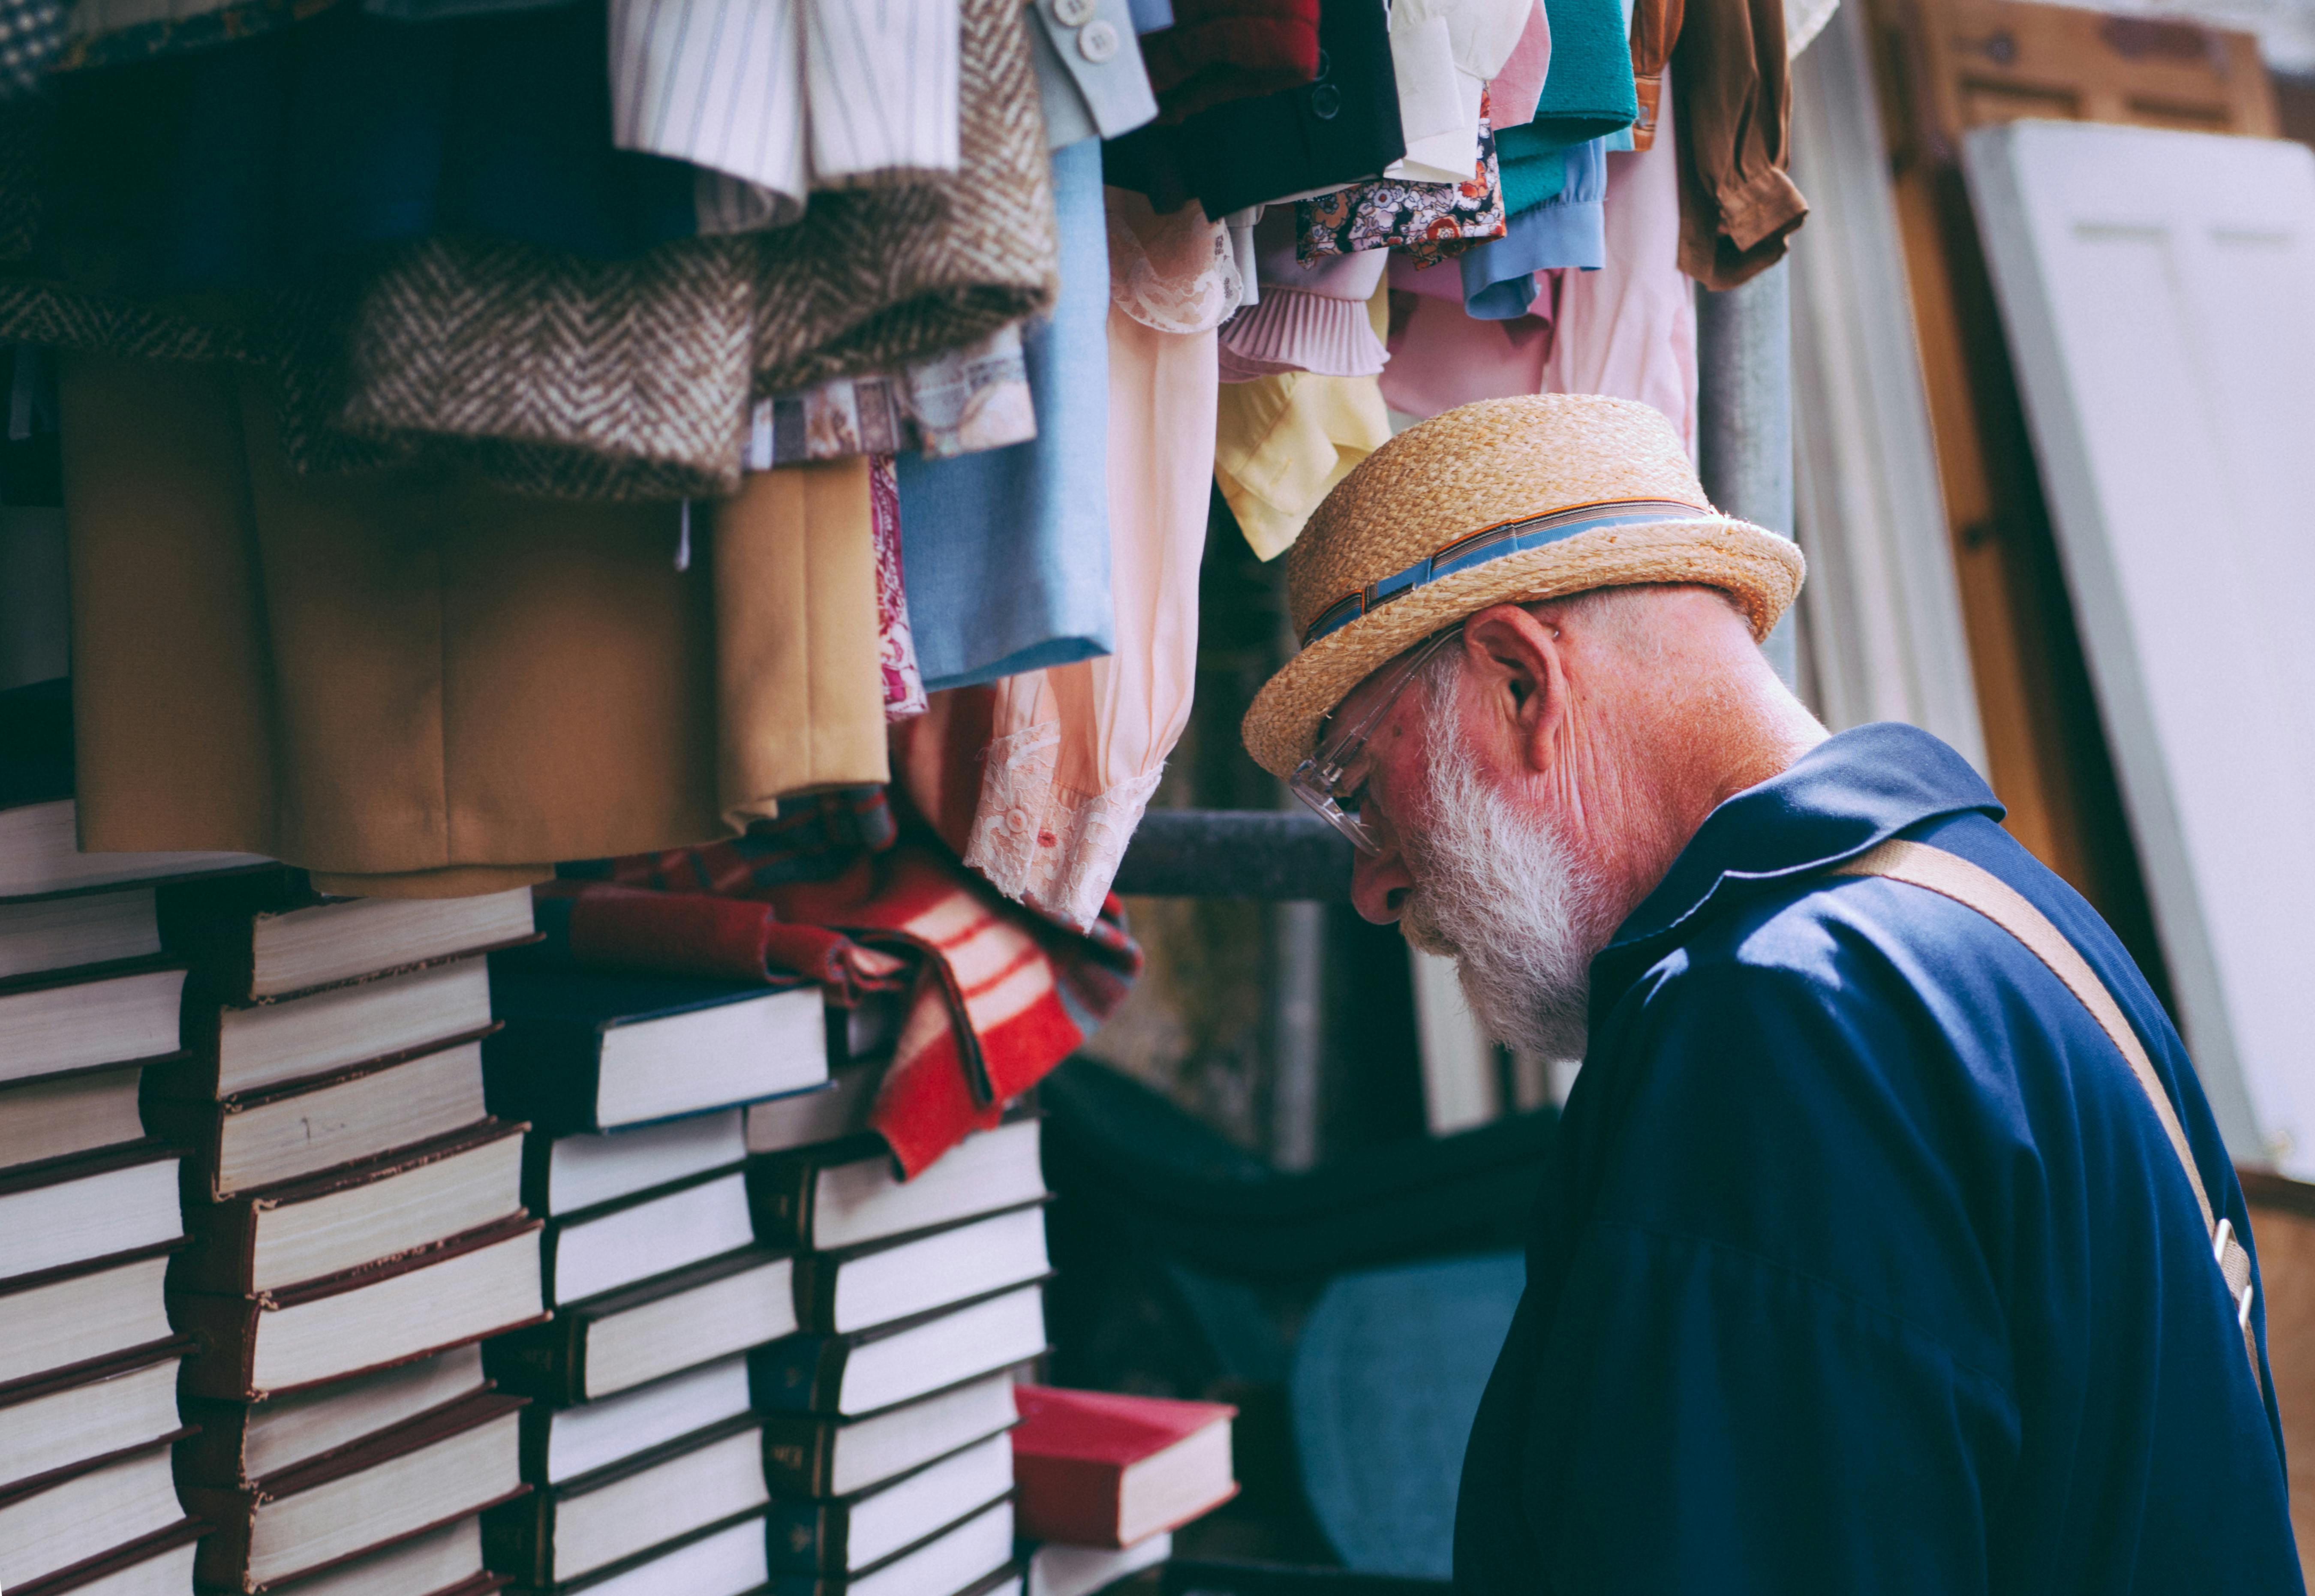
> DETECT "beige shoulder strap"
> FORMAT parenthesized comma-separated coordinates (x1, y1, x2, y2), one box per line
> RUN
(1834, 839, 2262, 1389)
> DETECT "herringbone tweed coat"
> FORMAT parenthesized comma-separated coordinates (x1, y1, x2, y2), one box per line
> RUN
(0, 0, 1057, 500)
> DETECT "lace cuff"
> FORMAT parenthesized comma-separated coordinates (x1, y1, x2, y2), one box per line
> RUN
(964, 721, 1165, 931)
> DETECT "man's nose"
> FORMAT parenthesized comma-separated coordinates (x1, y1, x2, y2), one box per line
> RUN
(1351, 842, 1414, 925)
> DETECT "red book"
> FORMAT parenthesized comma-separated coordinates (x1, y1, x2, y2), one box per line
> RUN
(1010, 1385, 1237, 1550)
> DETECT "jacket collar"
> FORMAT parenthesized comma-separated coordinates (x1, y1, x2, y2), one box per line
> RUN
(1591, 723, 2002, 1006)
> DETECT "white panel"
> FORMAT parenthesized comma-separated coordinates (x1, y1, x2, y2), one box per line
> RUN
(1965, 119, 2315, 1169)
(1409, 947, 1500, 1134)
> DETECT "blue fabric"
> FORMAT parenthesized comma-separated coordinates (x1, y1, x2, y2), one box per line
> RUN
(899, 138, 1113, 693)
(1293, 1253, 1524, 1578)
(1125, 0, 1173, 30)
(1459, 139, 1608, 320)
(45, 0, 695, 289)
(1454, 723, 2301, 1595)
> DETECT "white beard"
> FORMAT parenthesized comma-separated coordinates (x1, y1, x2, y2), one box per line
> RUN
(1398, 738, 1619, 1064)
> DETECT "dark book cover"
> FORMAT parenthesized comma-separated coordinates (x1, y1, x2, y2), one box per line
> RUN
(0, 677, 71, 811)
(485, 970, 804, 1137)
(743, 1135, 887, 1253)
(481, 1414, 761, 1587)
(484, 1245, 790, 1407)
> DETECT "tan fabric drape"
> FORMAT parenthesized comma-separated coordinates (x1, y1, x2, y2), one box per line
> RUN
(61, 354, 885, 897)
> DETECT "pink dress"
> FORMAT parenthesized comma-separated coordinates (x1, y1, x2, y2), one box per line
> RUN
(962, 190, 1233, 930)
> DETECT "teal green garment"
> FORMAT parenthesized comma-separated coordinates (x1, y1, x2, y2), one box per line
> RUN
(1496, 0, 1636, 213)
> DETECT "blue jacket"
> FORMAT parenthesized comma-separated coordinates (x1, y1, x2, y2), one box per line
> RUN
(1453, 724, 2300, 1594)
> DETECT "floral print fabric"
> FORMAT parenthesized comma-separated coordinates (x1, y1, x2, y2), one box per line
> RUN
(1295, 93, 1504, 268)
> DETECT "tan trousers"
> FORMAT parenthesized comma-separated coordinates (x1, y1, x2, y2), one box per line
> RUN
(61, 355, 887, 897)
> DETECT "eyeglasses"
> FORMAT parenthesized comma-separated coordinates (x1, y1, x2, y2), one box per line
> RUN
(1288, 628, 1461, 856)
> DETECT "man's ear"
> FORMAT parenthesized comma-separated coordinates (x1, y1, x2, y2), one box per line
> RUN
(1459, 603, 1565, 771)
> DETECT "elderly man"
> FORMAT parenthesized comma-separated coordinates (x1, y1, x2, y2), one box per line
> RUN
(1241, 395, 2300, 1591)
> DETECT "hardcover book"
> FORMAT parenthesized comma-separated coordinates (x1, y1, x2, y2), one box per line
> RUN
(0, 959, 186, 1088)
(180, 1392, 527, 1593)
(791, 1203, 1049, 1337)
(759, 1372, 1019, 1501)
(747, 1119, 1045, 1254)
(521, 1111, 745, 1218)
(760, 1500, 1013, 1596)
(0, 1142, 184, 1286)
(172, 1217, 546, 1401)
(763, 1433, 1013, 1577)
(487, 973, 828, 1136)
(0, 1339, 192, 1496)
(175, 1122, 526, 1296)
(749, 1286, 1046, 1420)
(481, 1417, 768, 1589)
(0, 1246, 180, 1390)
(484, 1246, 796, 1406)
(0, 887, 159, 983)
(1010, 1387, 1236, 1550)
(160, 878, 538, 1004)
(162, 962, 496, 1101)
(541, 1169, 752, 1307)
(177, 1345, 492, 1490)
(0, 1064, 149, 1175)
(145, 1038, 493, 1202)
(0, 1440, 187, 1596)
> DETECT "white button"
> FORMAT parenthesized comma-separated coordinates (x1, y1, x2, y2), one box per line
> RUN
(1052, 0, 1094, 25)
(1078, 18, 1118, 60)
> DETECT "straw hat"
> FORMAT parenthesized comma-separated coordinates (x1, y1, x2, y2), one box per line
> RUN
(1240, 394, 1805, 778)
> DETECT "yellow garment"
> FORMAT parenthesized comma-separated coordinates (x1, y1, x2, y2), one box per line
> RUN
(1212, 286, 1393, 561)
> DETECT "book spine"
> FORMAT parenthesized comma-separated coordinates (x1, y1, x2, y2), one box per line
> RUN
(762, 1502, 843, 1575)
(480, 1488, 555, 1587)
(481, 1025, 608, 1139)
(177, 1486, 258, 1590)
(516, 1402, 553, 1485)
(169, 1405, 255, 1490)
(759, 1419, 838, 1497)
(1011, 1455, 1128, 1549)
(749, 1336, 845, 1415)
(482, 1316, 588, 1408)
(789, 1254, 839, 1336)
(168, 1295, 262, 1402)
(141, 1094, 229, 1200)
(168, 1199, 258, 1296)
(744, 1161, 817, 1251)
(519, 1131, 554, 1217)
(765, 1576, 835, 1596)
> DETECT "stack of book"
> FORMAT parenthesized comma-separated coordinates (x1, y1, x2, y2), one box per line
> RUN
(1012, 1387, 1239, 1596)
(743, 1103, 1057, 1596)
(476, 970, 834, 1596)
(153, 875, 550, 1596)
(0, 784, 268, 1596)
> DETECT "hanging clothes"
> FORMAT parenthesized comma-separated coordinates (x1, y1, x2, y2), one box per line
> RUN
(1217, 206, 1389, 379)
(1491, 0, 1634, 214)
(59, 351, 887, 896)
(898, 137, 1115, 694)
(961, 188, 1223, 932)
(1628, 0, 1681, 149)
(1295, 93, 1506, 266)
(1458, 136, 1608, 319)
(1543, 67, 1696, 449)
(1025, 0, 1160, 148)
(1672, 0, 1804, 287)
(1136, 0, 1318, 122)
(749, 323, 1037, 468)
(1377, 0, 1527, 185)
(1100, 0, 1401, 221)
(868, 456, 930, 721)
(1215, 278, 1389, 559)
(1486, 0, 1549, 133)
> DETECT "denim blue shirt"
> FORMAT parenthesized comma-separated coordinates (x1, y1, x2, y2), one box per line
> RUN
(1455, 723, 2300, 1594)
